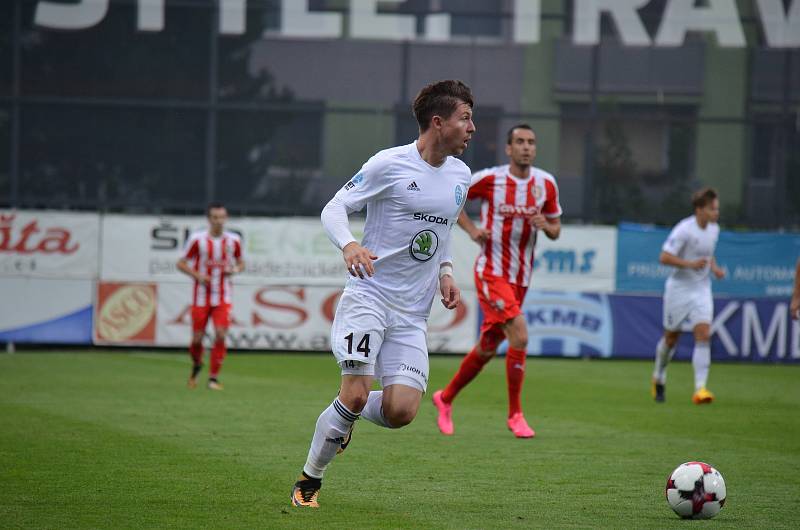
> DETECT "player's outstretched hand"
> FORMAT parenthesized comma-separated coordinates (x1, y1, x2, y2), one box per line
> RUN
(439, 275, 460, 309)
(342, 242, 378, 279)
(712, 266, 726, 279)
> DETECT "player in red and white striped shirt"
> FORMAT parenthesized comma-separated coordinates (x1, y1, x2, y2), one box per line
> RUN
(177, 203, 244, 390)
(433, 124, 562, 438)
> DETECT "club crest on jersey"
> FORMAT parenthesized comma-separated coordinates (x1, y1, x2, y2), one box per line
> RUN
(532, 185, 543, 200)
(409, 229, 439, 262)
(455, 184, 466, 206)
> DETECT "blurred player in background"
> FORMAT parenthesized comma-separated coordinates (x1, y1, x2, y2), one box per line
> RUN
(176, 203, 244, 390)
(792, 258, 800, 320)
(291, 80, 474, 508)
(432, 124, 562, 439)
(651, 188, 725, 404)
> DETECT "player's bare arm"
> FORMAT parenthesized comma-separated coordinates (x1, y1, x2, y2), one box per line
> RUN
(176, 258, 209, 284)
(659, 251, 708, 270)
(530, 213, 561, 240)
(710, 257, 725, 279)
(457, 210, 489, 244)
(791, 258, 800, 320)
(342, 241, 378, 279)
(439, 262, 460, 309)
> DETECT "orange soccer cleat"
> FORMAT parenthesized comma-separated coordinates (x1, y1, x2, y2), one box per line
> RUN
(291, 473, 322, 508)
(692, 387, 715, 405)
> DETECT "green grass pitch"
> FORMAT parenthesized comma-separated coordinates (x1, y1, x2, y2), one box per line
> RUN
(1, 350, 799, 528)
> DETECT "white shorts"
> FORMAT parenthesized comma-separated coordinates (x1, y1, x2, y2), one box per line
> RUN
(663, 286, 713, 331)
(330, 290, 429, 392)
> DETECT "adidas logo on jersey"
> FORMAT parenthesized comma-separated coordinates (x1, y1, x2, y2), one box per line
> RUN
(407, 181, 420, 191)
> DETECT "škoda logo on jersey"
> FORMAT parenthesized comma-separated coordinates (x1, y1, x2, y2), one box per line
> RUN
(409, 230, 438, 262)
(498, 204, 540, 217)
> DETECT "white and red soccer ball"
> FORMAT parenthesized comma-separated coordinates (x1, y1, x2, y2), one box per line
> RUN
(665, 462, 727, 519)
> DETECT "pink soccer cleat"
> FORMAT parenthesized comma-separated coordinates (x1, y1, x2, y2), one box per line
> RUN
(432, 390, 454, 435)
(507, 412, 535, 438)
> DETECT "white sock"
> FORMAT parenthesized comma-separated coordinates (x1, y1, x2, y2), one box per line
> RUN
(692, 341, 711, 390)
(652, 337, 676, 384)
(360, 390, 394, 428)
(302, 397, 359, 479)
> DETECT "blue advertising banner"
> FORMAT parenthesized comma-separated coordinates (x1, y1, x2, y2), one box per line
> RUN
(513, 290, 799, 363)
(615, 223, 800, 297)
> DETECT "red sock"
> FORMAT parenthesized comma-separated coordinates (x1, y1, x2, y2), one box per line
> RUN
(505, 347, 527, 417)
(189, 342, 203, 366)
(441, 347, 491, 403)
(209, 339, 226, 378)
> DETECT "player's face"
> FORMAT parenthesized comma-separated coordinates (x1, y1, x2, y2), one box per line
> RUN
(439, 102, 475, 156)
(506, 128, 536, 168)
(699, 198, 720, 224)
(207, 207, 228, 234)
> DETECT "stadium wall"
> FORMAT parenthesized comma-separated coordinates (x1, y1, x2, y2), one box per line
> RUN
(1, 210, 798, 362)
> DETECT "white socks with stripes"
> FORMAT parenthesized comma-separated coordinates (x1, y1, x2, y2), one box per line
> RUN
(692, 341, 711, 390)
(652, 337, 677, 385)
(360, 390, 394, 428)
(303, 397, 359, 479)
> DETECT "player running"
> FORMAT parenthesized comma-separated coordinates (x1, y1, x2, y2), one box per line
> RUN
(290, 80, 474, 508)
(432, 124, 562, 438)
(176, 203, 244, 390)
(651, 187, 725, 404)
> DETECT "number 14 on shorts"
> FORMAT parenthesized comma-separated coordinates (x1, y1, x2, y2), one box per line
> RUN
(344, 332, 371, 357)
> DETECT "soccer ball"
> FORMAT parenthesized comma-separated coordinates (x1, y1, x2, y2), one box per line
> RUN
(665, 462, 727, 519)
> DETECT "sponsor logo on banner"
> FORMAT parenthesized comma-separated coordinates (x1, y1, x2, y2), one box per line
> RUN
(520, 291, 613, 357)
(530, 226, 617, 293)
(0, 210, 99, 277)
(95, 282, 158, 343)
(608, 293, 800, 362)
(0, 213, 79, 255)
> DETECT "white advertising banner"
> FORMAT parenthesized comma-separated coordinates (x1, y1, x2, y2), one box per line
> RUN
(150, 282, 476, 353)
(531, 225, 617, 292)
(100, 214, 478, 287)
(0, 210, 100, 278)
(0, 277, 93, 343)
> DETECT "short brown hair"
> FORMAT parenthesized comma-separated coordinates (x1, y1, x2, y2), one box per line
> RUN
(207, 202, 226, 216)
(412, 80, 474, 132)
(691, 187, 718, 209)
(506, 123, 534, 145)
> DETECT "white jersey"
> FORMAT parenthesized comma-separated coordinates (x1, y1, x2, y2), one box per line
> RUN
(662, 215, 720, 291)
(321, 141, 471, 317)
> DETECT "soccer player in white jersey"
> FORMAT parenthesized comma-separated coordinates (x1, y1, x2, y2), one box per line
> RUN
(177, 203, 244, 390)
(651, 188, 725, 404)
(432, 124, 562, 438)
(290, 80, 475, 508)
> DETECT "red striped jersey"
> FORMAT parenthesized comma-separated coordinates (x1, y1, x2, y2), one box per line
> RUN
(469, 165, 561, 287)
(181, 230, 243, 307)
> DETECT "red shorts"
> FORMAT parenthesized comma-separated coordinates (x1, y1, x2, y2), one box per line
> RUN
(191, 304, 231, 333)
(475, 272, 528, 348)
